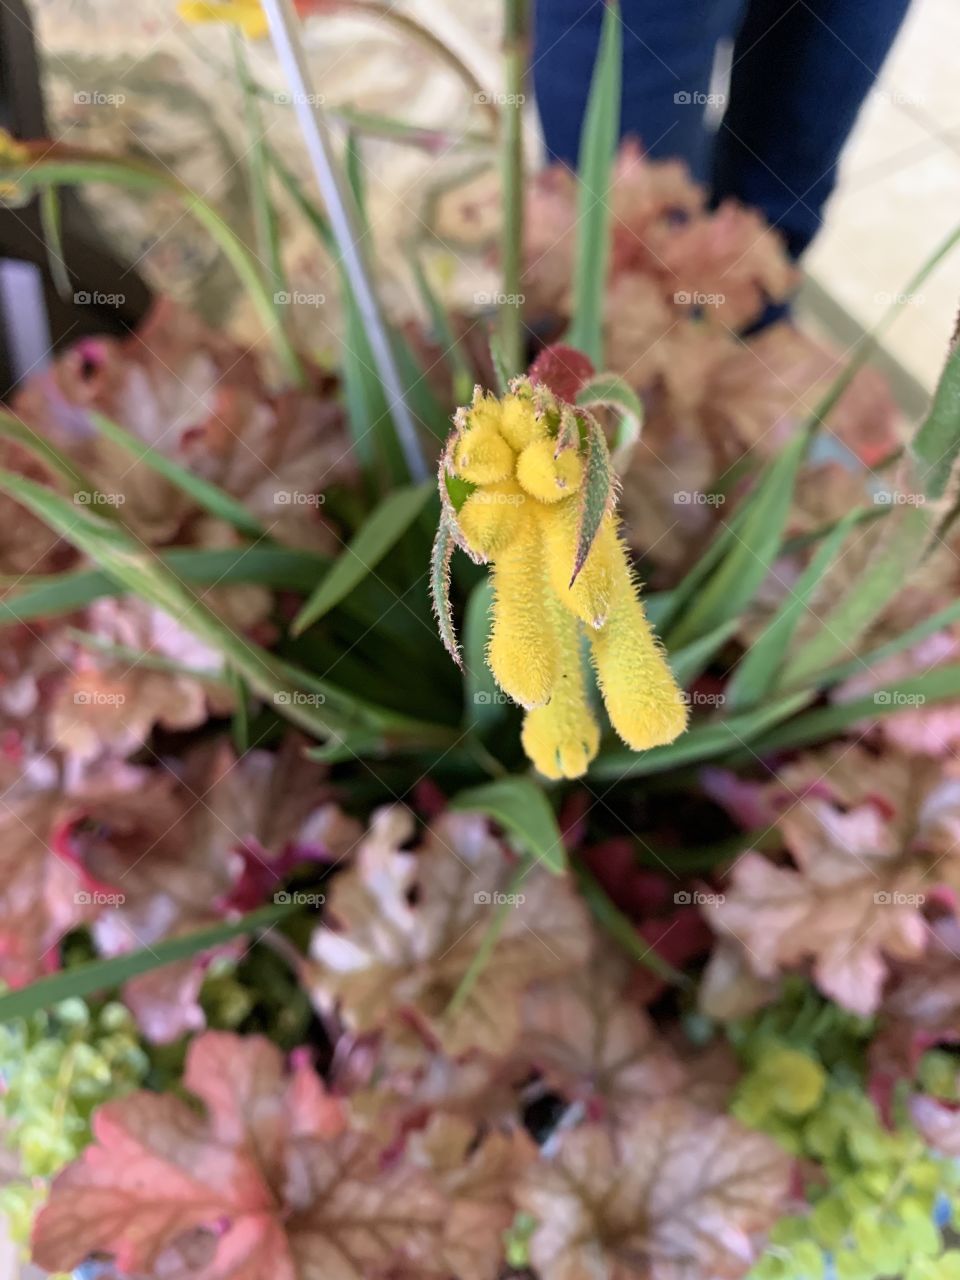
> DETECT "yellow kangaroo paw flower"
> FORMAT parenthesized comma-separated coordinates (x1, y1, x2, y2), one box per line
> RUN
(499, 394, 547, 452)
(542, 500, 619, 629)
(521, 604, 600, 779)
(590, 564, 687, 751)
(453, 426, 515, 486)
(516, 438, 583, 504)
(487, 516, 557, 708)
(458, 481, 528, 560)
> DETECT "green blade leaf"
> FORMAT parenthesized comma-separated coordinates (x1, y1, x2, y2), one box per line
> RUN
(38, 185, 72, 300)
(726, 508, 863, 710)
(88, 410, 266, 538)
(0, 407, 98, 497)
(669, 618, 738, 687)
(779, 503, 929, 689)
(412, 254, 473, 405)
(0, 903, 296, 1023)
(566, 0, 621, 367)
(292, 481, 433, 633)
(749, 664, 960, 757)
(667, 429, 807, 649)
(820, 596, 960, 688)
(463, 577, 505, 733)
(0, 545, 329, 626)
(572, 413, 614, 584)
(450, 776, 566, 874)
(910, 336, 960, 501)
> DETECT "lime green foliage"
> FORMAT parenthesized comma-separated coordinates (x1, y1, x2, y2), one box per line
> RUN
(0, 998, 147, 1246)
(729, 986, 960, 1280)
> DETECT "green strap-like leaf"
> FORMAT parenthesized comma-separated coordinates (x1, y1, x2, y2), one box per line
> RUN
(726, 508, 864, 710)
(667, 429, 807, 649)
(88, 410, 266, 539)
(572, 413, 614, 585)
(451, 776, 566, 874)
(669, 618, 739, 688)
(566, 0, 621, 367)
(911, 338, 960, 501)
(292, 481, 433, 634)
(0, 903, 297, 1023)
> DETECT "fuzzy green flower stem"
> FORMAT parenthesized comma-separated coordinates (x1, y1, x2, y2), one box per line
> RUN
(231, 28, 285, 295)
(260, 0, 429, 482)
(499, 0, 528, 377)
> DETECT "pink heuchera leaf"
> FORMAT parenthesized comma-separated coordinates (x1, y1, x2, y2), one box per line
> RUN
(528, 344, 595, 403)
(706, 800, 929, 1016)
(516, 1100, 792, 1280)
(32, 1031, 445, 1280)
(309, 807, 591, 1057)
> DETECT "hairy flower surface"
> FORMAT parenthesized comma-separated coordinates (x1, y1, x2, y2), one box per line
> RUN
(433, 375, 686, 778)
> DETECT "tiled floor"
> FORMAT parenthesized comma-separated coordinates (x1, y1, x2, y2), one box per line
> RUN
(805, 0, 960, 394)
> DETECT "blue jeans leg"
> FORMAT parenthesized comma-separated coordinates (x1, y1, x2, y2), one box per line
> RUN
(711, 0, 913, 258)
(532, 0, 746, 181)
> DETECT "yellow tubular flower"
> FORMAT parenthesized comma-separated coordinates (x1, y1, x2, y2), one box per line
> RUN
(542, 501, 619, 630)
(457, 481, 528, 560)
(453, 426, 515, 486)
(178, 0, 268, 37)
(487, 515, 558, 708)
(521, 601, 600, 779)
(499, 394, 547, 451)
(590, 562, 687, 750)
(516, 439, 583, 504)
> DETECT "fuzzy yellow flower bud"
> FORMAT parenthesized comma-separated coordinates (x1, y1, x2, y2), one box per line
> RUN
(516, 439, 583, 504)
(590, 568, 687, 750)
(521, 602, 599, 779)
(454, 426, 515, 486)
(487, 516, 557, 708)
(499, 395, 546, 452)
(542, 501, 619, 629)
(458, 481, 528, 559)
